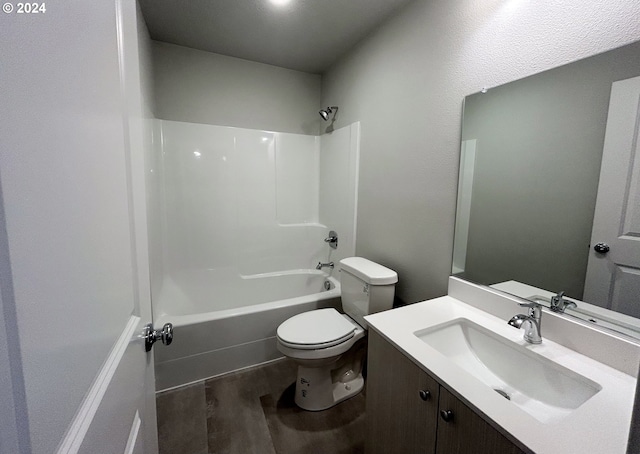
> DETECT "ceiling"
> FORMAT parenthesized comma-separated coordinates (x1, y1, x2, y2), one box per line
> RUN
(138, 0, 415, 74)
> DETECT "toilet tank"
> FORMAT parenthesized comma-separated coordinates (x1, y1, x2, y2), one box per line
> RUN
(339, 257, 398, 328)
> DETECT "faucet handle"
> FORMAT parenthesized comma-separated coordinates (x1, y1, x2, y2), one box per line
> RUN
(518, 301, 542, 318)
(324, 230, 338, 249)
(550, 291, 576, 313)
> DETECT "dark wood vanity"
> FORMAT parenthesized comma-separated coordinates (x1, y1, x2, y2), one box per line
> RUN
(366, 330, 527, 454)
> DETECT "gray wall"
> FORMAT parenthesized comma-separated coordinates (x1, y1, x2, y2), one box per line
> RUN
(461, 42, 640, 299)
(152, 41, 322, 134)
(320, 0, 640, 304)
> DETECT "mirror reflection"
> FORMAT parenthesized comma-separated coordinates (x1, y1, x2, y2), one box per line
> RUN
(454, 40, 640, 339)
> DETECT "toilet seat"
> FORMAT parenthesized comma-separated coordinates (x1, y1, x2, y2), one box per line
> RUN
(277, 308, 357, 350)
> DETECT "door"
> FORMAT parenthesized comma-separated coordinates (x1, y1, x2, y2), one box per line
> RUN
(584, 76, 640, 317)
(0, 1, 158, 453)
(366, 331, 439, 454)
(436, 388, 524, 454)
(452, 139, 477, 274)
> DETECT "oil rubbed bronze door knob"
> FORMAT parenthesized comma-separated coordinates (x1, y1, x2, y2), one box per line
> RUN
(418, 390, 431, 401)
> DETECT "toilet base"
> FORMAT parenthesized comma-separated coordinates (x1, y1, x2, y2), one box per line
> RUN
(294, 364, 364, 411)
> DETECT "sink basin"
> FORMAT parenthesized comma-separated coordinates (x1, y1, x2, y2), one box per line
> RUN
(414, 318, 602, 423)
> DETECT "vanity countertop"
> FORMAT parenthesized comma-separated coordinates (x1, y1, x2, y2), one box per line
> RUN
(365, 294, 637, 454)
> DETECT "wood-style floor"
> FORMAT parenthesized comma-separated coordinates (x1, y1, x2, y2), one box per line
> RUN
(156, 358, 366, 454)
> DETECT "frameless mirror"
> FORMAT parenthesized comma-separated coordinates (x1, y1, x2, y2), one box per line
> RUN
(454, 40, 640, 340)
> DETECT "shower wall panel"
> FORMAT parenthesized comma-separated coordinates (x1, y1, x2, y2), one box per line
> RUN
(318, 122, 361, 266)
(275, 133, 320, 225)
(158, 120, 338, 277)
(161, 121, 237, 271)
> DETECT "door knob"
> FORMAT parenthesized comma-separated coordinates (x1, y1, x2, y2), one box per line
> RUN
(593, 242, 610, 254)
(418, 389, 431, 401)
(143, 323, 173, 352)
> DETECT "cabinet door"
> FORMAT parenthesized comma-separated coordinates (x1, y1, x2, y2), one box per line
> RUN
(366, 331, 440, 454)
(436, 387, 525, 454)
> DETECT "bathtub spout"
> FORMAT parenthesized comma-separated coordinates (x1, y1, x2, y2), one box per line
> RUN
(316, 261, 334, 270)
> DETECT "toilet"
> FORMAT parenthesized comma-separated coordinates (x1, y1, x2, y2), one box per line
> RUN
(276, 257, 398, 411)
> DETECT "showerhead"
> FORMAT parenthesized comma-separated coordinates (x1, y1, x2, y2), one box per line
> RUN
(319, 106, 338, 121)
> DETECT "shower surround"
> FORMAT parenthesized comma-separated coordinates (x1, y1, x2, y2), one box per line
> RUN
(150, 120, 360, 390)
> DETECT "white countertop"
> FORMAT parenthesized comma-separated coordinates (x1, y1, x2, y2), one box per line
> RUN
(365, 295, 637, 454)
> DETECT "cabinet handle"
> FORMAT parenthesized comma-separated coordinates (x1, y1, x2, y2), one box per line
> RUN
(440, 410, 454, 422)
(418, 390, 431, 401)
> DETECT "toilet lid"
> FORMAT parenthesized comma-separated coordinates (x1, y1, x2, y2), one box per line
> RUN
(277, 308, 356, 349)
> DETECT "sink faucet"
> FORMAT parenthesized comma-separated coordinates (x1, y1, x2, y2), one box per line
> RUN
(549, 291, 577, 313)
(508, 302, 542, 344)
(316, 261, 334, 270)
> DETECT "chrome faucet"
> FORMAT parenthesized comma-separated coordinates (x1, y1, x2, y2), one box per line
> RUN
(549, 291, 577, 313)
(508, 302, 542, 344)
(316, 261, 334, 270)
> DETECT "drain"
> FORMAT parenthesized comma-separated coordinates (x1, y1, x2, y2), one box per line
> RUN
(494, 389, 511, 400)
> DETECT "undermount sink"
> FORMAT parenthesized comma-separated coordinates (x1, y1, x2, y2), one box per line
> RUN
(414, 318, 602, 423)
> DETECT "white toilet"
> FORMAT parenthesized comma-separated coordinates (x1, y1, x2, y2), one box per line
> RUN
(276, 257, 398, 411)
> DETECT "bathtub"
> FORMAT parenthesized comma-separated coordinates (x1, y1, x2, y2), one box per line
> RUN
(153, 268, 341, 391)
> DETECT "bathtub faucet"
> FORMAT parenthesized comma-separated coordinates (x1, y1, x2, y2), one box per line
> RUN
(316, 261, 334, 270)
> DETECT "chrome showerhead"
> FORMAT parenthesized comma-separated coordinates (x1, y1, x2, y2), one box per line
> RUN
(319, 106, 338, 121)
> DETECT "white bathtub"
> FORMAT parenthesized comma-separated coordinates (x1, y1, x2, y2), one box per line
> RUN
(153, 268, 341, 391)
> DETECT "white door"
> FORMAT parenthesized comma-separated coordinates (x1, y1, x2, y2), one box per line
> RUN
(0, 1, 159, 453)
(584, 76, 640, 318)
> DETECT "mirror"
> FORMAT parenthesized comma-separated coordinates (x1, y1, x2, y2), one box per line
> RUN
(454, 40, 640, 340)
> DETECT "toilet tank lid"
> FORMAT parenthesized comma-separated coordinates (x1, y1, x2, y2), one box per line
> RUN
(339, 257, 398, 285)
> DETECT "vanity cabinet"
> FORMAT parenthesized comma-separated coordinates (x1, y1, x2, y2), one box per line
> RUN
(366, 331, 526, 454)
(434, 387, 524, 454)
(366, 328, 440, 453)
